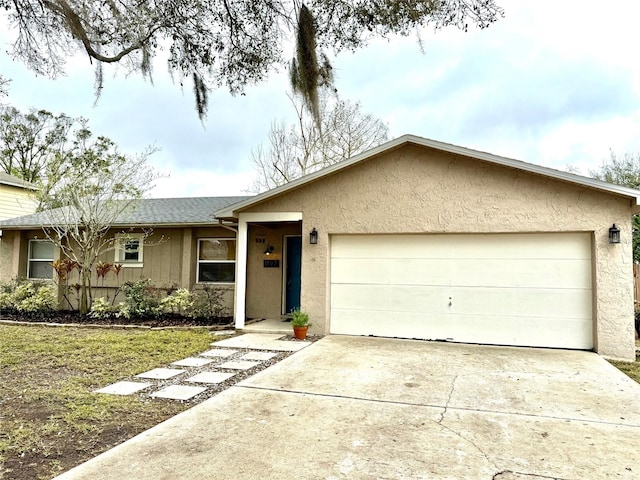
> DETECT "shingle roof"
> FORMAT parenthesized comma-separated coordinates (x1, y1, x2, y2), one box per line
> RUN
(0, 172, 38, 190)
(0, 196, 251, 228)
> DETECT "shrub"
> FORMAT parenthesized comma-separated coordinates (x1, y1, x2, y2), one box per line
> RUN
(120, 279, 162, 318)
(189, 286, 229, 320)
(0, 279, 56, 316)
(159, 288, 193, 314)
(98, 281, 195, 320)
(89, 297, 115, 319)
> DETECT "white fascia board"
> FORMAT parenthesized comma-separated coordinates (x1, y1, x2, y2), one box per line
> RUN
(239, 212, 303, 222)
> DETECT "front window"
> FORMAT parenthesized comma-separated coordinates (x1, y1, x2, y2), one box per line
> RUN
(28, 240, 54, 279)
(197, 238, 236, 283)
(115, 234, 144, 266)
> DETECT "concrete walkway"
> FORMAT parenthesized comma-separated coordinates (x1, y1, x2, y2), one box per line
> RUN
(55, 335, 640, 479)
(93, 333, 310, 401)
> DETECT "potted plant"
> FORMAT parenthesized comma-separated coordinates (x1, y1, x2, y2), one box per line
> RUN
(291, 309, 311, 340)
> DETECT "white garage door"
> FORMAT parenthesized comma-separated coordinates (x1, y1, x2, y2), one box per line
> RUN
(330, 233, 593, 349)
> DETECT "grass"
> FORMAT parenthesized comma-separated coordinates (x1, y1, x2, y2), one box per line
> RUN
(609, 353, 640, 383)
(2, 323, 638, 480)
(0, 324, 217, 480)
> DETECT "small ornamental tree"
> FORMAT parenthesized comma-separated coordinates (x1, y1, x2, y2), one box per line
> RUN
(38, 132, 159, 314)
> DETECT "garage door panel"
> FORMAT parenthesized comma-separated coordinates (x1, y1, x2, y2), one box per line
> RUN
(331, 309, 592, 349)
(333, 257, 592, 289)
(331, 233, 591, 260)
(447, 286, 592, 318)
(330, 308, 450, 339)
(331, 284, 448, 314)
(330, 233, 593, 350)
(332, 284, 591, 319)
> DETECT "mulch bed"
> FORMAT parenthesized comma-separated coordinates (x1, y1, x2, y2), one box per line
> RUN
(0, 311, 234, 329)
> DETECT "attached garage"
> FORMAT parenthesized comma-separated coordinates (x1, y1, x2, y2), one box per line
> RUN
(330, 233, 593, 349)
(220, 134, 640, 360)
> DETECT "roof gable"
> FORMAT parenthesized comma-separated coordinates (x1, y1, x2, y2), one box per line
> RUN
(215, 134, 640, 218)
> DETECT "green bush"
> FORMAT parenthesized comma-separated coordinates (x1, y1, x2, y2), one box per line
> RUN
(120, 279, 162, 318)
(90, 283, 194, 320)
(160, 288, 193, 314)
(189, 286, 229, 320)
(0, 279, 56, 316)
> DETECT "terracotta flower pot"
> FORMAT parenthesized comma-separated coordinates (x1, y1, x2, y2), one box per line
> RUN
(293, 325, 309, 340)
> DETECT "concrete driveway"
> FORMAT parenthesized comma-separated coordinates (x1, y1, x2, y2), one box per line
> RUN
(56, 336, 640, 479)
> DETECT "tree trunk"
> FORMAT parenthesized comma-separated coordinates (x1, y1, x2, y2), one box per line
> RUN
(80, 268, 90, 315)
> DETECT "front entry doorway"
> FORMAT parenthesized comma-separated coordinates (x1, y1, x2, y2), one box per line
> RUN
(284, 236, 302, 314)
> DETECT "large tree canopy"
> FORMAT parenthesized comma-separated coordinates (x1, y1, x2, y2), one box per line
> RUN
(2, 1, 503, 118)
(0, 104, 158, 210)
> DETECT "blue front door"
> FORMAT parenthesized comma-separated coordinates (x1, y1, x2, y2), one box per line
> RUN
(285, 236, 302, 313)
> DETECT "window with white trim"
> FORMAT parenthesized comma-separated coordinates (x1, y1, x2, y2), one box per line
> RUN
(28, 240, 54, 279)
(114, 233, 144, 266)
(197, 238, 236, 283)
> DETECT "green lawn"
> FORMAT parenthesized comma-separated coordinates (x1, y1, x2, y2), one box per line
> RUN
(0, 324, 218, 480)
(609, 353, 640, 384)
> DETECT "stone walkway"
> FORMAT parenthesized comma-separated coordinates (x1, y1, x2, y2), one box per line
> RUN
(94, 333, 311, 402)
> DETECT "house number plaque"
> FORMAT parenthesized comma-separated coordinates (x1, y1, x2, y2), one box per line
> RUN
(263, 259, 280, 268)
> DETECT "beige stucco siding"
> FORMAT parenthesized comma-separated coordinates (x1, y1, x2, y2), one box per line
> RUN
(245, 223, 301, 319)
(241, 144, 635, 360)
(0, 185, 37, 221)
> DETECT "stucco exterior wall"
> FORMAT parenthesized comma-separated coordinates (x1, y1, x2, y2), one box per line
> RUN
(241, 144, 636, 360)
(0, 230, 21, 282)
(245, 222, 302, 319)
(0, 184, 37, 221)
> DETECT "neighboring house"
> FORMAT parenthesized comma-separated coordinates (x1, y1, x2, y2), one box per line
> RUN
(0, 172, 37, 221)
(0, 172, 38, 280)
(1, 134, 639, 360)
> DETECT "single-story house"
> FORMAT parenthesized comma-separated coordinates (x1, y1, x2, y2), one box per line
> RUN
(0, 172, 37, 221)
(0, 196, 248, 305)
(1, 134, 639, 360)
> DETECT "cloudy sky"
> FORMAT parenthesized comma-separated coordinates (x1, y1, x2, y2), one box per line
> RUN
(1, 0, 640, 198)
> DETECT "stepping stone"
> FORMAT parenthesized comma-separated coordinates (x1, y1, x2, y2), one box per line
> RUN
(210, 330, 235, 337)
(241, 351, 277, 361)
(186, 371, 236, 384)
(214, 333, 310, 352)
(218, 360, 261, 370)
(171, 357, 213, 367)
(200, 348, 238, 358)
(95, 381, 152, 395)
(151, 385, 207, 401)
(136, 368, 184, 380)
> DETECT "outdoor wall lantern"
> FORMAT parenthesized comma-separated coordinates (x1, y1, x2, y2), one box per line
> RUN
(264, 245, 275, 255)
(609, 224, 621, 244)
(310, 228, 318, 245)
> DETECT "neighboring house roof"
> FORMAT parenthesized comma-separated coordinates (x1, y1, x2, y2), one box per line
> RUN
(215, 134, 640, 218)
(0, 196, 251, 229)
(0, 172, 38, 190)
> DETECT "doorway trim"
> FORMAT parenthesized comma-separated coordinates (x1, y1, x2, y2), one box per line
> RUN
(234, 211, 303, 328)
